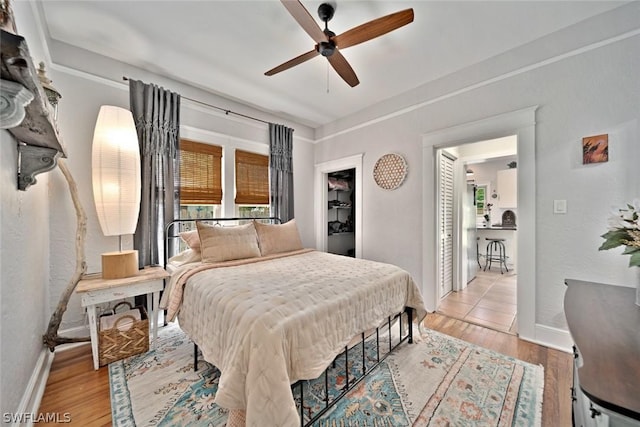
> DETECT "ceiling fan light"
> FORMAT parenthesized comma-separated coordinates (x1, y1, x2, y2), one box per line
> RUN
(318, 41, 336, 57)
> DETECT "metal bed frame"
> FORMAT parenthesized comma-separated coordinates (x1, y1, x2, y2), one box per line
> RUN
(293, 308, 413, 426)
(164, 217, 414, 427)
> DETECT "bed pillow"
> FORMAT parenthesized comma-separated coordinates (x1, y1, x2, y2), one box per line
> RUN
(167, 248, 202, 267)
(254, 219, 303, 256)
(179, 230, 201, 252)
(196, 222, 261, 263)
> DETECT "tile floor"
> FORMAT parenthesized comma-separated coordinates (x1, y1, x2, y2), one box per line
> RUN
(436, 268, 518, 334)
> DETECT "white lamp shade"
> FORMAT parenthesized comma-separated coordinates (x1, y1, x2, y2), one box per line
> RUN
(92, 105, 141, 237)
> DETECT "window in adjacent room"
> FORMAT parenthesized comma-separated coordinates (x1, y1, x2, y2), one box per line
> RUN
(179, 138, 223, 220)
(234, 149, 269, 218)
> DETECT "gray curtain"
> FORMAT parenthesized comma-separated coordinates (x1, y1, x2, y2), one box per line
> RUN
(269, 123, 294, 222)
(129, 79, 180, 268)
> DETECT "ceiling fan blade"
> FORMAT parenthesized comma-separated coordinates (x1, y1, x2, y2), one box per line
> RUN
(265, 49, 319, 76)
(327, 50, 359, 87)
(281, 0, 328, 43)
(333, 8, 414, 50)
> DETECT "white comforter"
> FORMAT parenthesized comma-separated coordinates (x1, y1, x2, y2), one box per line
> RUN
(166, 250, 427, 427)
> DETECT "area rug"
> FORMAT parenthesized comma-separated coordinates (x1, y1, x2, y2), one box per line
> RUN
(110, 323, 543, 426)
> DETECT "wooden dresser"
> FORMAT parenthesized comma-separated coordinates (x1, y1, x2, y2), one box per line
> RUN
(564, 279, 640, 426)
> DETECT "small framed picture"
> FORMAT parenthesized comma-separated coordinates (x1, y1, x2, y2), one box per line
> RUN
(582, 134, 608, 164)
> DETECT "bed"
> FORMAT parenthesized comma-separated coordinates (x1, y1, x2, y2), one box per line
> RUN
(161, 217, 427, 427)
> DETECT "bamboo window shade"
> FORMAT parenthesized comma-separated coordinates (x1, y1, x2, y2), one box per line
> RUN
(179, 139, 223, 205)
(235, 149, 269, 205)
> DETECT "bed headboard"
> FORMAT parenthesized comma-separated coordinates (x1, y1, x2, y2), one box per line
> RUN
(164, 217, 282, 266)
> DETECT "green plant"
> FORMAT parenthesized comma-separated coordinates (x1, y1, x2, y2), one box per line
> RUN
(599, 200, 640, 267)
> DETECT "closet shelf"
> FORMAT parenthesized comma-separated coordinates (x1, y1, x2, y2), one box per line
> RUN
(327, 170, 355, 257)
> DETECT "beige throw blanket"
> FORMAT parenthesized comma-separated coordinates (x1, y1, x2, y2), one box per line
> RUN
(163, 250, 427, 427)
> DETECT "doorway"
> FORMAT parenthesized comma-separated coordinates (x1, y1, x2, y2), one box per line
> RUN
(315, 154, 363, 258)
(436, 138, 519, 334)
(422, 107, 537, 341)
(327, 169, 356, 257)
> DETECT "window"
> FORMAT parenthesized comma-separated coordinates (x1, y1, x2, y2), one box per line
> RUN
(235, 149, 269, 218)
(476, 184, 486, 216)
(179, 139, 222, 220)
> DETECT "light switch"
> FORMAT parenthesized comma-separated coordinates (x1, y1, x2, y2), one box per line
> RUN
(553, 199, 567, 214)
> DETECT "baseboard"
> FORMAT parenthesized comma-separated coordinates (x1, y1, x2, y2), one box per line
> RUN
(10, 324, 93, 427)
(57, 324, 90, 339)
(522, 323, 573, 353)
(11, 349, 54, 427)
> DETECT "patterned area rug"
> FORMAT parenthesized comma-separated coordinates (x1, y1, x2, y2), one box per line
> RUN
(110, 323, 543, 426)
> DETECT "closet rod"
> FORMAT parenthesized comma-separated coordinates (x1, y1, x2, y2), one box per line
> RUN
(122, 76, 270, 125)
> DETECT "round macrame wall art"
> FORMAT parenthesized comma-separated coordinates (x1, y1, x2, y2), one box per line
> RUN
(373, 153, 408, 190)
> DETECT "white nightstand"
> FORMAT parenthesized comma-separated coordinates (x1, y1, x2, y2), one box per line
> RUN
(76, 266, 170, 370)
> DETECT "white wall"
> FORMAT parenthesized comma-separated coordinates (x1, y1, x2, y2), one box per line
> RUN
(314, 5, 640, 337)
(0, 129, 51, 419)
(315, 123, 424, 275)
(0, 2, 53, 417)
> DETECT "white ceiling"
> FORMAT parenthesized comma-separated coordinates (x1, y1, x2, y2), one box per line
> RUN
(39, 1, 624, 128)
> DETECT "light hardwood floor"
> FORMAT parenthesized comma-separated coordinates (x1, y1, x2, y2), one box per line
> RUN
(37, 313, 573, 426)
(438, 268, 518, 334)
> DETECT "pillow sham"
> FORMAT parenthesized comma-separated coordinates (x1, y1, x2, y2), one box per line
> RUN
(196, 222, 261, 263)
(254, 219, 303, 256)
(179, 230, 201, 252)
(167, 248, 202, 267)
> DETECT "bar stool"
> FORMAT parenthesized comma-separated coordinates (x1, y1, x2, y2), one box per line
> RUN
(484, 238, 508, 274)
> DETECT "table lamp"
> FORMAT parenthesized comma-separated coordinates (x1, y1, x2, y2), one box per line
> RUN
(91, 105, 141, 279)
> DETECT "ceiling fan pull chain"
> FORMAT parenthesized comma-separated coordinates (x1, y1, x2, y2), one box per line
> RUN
(327, 62, 330, 94)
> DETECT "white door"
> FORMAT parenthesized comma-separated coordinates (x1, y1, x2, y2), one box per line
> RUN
(465, 183, 478, 283)
(439, 152, 455, 296)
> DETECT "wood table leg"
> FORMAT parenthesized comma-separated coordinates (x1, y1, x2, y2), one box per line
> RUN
(147, 291, 160, 346)
(153, 291, 160, 343)
(86, 304, 99, 370)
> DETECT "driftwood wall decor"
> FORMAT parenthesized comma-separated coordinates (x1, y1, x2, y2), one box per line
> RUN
(43, 159, 90, 350)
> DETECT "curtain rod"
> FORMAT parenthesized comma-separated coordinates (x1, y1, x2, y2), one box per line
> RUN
(122, 76, 271, 125)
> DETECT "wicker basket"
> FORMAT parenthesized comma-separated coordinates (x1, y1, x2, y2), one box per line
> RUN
(98, 301, 149, 366)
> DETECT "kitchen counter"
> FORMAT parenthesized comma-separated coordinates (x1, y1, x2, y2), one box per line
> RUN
(478, 226, 517, 230)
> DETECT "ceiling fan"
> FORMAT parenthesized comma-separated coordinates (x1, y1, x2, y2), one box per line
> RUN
(265, 1, 414, 88)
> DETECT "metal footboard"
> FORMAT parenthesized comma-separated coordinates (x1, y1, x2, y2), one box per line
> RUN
(192, 306, 414, 426)
(294, 307, 414, 426)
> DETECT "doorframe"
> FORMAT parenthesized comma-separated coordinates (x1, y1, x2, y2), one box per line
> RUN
(315, 154, 363, 258)
(422, 107, 537, 341)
